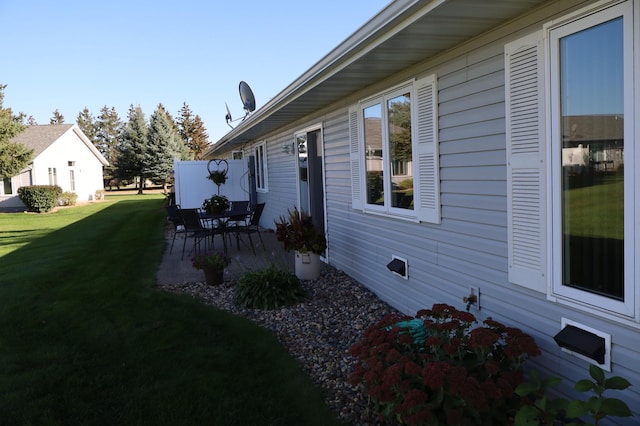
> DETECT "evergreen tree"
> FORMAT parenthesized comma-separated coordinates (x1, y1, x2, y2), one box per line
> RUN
(0, 84, 32, 179)
(177, 102, 209, 159)
(50, 109, 64, 124)
(76, 107, 98, 142)
(118, 105, 148, 193)
(146, 103, 185, 192)
(95, 106, 123, 183)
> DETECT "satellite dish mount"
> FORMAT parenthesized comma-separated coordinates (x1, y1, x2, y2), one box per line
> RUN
(225, 81, 256, 129)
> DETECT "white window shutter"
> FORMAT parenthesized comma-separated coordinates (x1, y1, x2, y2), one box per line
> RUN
(414, 74, 441, 224)
(349, 105, 363, 210)
(505, 31, 546, 293)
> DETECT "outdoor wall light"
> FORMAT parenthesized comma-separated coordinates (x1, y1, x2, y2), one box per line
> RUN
(282, 143, 294, 155)
(553, 324, 606, 365)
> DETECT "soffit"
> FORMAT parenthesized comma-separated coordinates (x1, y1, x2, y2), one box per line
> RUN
(208, 0, 546, 154)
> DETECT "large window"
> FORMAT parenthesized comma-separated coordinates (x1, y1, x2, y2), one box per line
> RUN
(253, 142, 268, 192)
(350, 75, 440, 223)
(506, 0, 636, 320)
(362, 90, 413, 210)
(550, 2, 633, 317)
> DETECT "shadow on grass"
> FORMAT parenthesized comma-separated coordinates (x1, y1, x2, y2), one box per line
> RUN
(0, 196, 342, 425)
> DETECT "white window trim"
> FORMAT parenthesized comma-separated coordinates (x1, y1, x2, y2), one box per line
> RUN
(349, 75, 440, 224)
(506, 0, 640, 324)
(253, 141, 268, 192)
(547, 0, 635, 319)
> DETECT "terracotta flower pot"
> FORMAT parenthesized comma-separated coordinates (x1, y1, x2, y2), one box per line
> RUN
(203, 267, 224, 286)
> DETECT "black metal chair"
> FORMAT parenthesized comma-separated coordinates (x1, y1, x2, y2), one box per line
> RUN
(165, 204, 186, 255)
(180, 208, 218, 259)
(234, 203, 266, 254)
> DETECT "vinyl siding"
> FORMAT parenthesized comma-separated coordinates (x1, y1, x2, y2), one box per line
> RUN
(207, 3, 639, 419)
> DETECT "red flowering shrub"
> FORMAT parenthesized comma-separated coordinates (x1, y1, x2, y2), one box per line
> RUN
(349, 304, 541, 425)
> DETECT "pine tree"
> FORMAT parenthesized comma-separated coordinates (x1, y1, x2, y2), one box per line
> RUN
(76, 107, 98, 142)
(0, 84, 32, 179)
(118, 105, 148, 193)
(177, 102, 209, 159)
(146, 104, 184, 192)
(50, 109, 64, 124)
(95, 106, 123, 184)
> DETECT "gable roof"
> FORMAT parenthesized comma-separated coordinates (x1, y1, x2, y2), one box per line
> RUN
(11, 124, 109, 166)
(206, 0, 547, 155)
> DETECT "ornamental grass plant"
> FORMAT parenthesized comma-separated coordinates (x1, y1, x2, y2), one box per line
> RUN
(349, 303, 541, 425)
(0, 194, 341, 425)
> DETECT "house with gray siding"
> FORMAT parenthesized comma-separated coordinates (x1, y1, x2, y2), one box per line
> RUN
(204, 0, 639, 419)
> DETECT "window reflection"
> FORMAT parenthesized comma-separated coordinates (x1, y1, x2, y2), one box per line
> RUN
(560, 17, 624, 300)
(388, 93, 412, 210)
(364, 103, 383, 206)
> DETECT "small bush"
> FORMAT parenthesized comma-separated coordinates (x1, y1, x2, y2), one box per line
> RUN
(18, 185, 63, 212)
(233, 265, 305, 310)
(94, 189, 105, 200)
(349, 304, 541, 425)
(58, 191, 78, 206)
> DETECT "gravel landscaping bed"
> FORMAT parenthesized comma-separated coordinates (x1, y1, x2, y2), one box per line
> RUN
(157, 266, 400, 426)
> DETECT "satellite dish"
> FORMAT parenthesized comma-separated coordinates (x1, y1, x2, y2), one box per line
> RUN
(239, 81, 256, 114)
(224, 81, 257, 129)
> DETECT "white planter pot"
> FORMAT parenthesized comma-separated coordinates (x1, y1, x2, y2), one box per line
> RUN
(294, 251, 320, 280)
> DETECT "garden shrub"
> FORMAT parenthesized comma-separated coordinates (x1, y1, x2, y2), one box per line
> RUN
(58, 191, 78, 206)
(18, 185, 63, 212)
(233, 265, 305, 310)
(349, 303, 541, 425)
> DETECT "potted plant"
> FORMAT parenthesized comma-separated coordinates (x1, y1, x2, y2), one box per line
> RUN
(202, 194, 230, 214)
(207, 169, 228, 187)
(192, 251, 231, 285)
(274, 207, 326, 280)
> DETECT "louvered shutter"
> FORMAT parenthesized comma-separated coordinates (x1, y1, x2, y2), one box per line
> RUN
(414, 74, 441, 224)
(505, 31, 546, 293)
(349, 105, 363, 210)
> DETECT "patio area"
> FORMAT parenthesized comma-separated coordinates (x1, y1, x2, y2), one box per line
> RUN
(156, 226, 300, 286)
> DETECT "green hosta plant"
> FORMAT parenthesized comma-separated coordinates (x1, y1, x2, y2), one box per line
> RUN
(233, 265, 305, 310)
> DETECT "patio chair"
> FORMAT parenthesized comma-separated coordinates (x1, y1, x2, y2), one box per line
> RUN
(224, 200, 251, 245)
(179, 208, 220, 259)
(165, 204, 186, 254)
(234, 203, 266, 254)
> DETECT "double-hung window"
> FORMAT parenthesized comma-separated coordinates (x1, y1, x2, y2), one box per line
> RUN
(506, 0, 637, 321)
(349, 75, 440, 223)
(253, 141, 268, 192)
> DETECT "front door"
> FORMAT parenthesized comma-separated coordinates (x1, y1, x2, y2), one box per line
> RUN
(296, 128, 325, 244)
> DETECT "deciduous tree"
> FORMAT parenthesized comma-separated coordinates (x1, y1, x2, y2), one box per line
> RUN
(0, 84, 32, 179)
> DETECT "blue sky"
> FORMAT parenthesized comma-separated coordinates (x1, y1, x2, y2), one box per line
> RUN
(2, 0, 389, 142)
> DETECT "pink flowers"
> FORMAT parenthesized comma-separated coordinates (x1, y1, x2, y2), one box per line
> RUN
(349, 303, 540, 425)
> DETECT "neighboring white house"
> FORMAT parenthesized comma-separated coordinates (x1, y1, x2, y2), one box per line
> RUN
(0, 124, 108, 210)
(204, 0, 640, 421)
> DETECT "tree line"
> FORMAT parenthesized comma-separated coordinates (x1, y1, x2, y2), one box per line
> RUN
(0, 84, 212, 194)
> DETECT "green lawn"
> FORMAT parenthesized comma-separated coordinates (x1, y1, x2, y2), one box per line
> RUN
(0, 195, 342, 425)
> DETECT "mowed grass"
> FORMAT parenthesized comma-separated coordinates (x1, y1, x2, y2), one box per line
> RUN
(0, 195, 342, 426)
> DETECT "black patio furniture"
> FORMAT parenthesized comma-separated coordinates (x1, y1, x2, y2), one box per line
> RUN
(234, 203, 266, 254)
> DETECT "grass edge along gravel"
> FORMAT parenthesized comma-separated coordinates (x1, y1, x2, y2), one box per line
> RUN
(0, 195, 343, 426)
